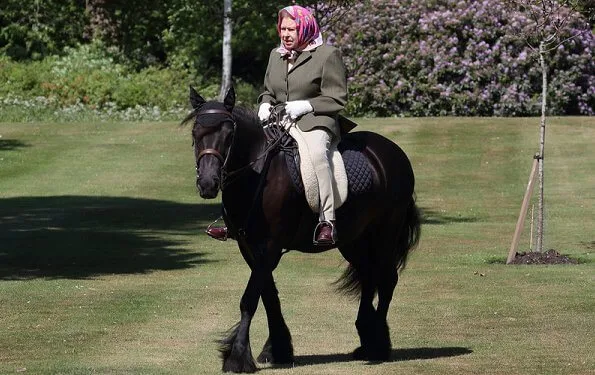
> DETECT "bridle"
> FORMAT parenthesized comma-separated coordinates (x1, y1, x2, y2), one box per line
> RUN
(195, 104, 292, 239)
(194, 104, 291, 191)
(197, 148, 225, 164)
(194, 108, 237, 176)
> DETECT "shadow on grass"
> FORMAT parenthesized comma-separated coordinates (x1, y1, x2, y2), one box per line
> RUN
(0, 195, 222, 280)
(420, 207, 479, 225)
(0, 139, 30, 151)
(288, 346, 472, 367)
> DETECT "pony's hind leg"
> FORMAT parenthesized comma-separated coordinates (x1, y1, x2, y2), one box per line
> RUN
(369, 206, 414, 361)
(371, 263, 398, 360)
(354, 271, 378, 360)
(338, 238, 378, 360)
(342, 215, 403, 361)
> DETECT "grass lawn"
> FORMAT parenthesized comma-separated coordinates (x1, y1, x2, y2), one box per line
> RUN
(0, 117, 593, 374)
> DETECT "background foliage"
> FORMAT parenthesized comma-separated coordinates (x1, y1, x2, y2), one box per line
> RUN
(0, 0, 593, 119)
(332, 0, 594, 116)
(0, 0, 87, 60)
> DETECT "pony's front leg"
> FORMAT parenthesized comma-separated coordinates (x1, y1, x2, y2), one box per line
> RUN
(220, 268, 262, 373)
(257, 273, 294, 364)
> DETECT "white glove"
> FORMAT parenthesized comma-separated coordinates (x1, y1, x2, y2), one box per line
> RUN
(285, 100, 313, 120)
(258, 103, 272, 122)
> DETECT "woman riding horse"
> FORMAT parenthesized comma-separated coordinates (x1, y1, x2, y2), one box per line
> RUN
(187, 82, 420, 372)
(207, 5, 350, 245)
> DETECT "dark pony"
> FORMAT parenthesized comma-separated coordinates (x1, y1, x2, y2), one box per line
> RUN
(185, 86, 421, 373)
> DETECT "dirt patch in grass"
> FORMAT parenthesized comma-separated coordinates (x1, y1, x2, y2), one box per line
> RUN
(510, 249, 578, 265)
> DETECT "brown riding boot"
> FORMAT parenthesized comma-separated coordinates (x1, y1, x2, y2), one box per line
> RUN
(314, 221, 336, 245)
(206, 226, 228, 241)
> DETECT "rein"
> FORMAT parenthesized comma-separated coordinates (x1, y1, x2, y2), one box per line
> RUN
(195, 105, 290, 240)
(228, 107, 291, 241)
(219, 105, 290, 190)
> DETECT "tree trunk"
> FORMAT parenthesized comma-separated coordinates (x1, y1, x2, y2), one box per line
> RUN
(535, 40, 547, 253)
(219, 0, 233, 100)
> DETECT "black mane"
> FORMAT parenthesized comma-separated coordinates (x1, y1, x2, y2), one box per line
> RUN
(231, 105, 259, 129)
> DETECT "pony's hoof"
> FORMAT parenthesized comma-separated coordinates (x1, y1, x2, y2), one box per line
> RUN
(221, 345, 257, 373)
(256, 350, 271, 364)
(222, 357, 257, 373)
(257, 348, 294, 364)
(352, 346, 368, 360)
(367, 350, 391, 361)
(352, 346, 391, 361)
(257, 336, 294, 364)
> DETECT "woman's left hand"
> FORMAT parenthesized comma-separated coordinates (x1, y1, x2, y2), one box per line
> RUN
(285, 100, 313, 120)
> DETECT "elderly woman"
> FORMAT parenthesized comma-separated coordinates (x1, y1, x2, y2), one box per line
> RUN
(208, 5, 350, 245)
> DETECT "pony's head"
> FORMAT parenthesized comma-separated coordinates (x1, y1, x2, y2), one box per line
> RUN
(185, 86, 236, 199)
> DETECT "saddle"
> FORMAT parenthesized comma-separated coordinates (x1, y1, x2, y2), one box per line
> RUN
(264, 119, 374, 213)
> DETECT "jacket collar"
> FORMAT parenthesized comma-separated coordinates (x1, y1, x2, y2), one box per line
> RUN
(279, 48, 315, 74)
(289, 50, 313, 74)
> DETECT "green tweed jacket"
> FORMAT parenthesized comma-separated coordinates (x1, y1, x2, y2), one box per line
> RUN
(258, 44, 348, 137)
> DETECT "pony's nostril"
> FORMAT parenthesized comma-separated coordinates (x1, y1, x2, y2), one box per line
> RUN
(196, 175, 220, 193)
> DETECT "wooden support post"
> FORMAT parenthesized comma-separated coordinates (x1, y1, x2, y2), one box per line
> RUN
(507, 154, 540, 264)
(529, 204, 535, 251)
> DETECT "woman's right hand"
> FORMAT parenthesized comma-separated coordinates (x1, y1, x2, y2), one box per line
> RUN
(258, 103, 272, 122)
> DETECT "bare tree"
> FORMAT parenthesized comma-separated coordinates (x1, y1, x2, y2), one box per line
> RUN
(219, 0, 233, 100)
(506, 0, 592, 253)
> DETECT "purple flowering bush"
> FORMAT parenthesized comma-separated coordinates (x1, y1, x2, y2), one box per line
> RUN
(329, 0, 594, 116)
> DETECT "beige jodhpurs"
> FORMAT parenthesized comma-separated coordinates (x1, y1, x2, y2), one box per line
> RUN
(288, 126, 335, 222)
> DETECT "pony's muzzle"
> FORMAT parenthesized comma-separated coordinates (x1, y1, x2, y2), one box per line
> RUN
(197, 175, 220, 199)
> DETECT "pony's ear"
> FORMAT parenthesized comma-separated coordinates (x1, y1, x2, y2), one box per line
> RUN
(223, 86, 235, 112)
(189, 86, 206, 109)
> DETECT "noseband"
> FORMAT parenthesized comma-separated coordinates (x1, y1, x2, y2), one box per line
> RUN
(195, 108, 237, 170)
(197, 148, 225, 164)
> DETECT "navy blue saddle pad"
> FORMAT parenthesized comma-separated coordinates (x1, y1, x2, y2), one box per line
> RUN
(283, 136, 374, 196)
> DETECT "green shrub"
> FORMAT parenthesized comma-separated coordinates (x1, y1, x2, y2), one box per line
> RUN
(0, 42, 262, 122)
(41, 42, 125, 107)
(112, 67, 188, 109)
(0, 56, 52, 96)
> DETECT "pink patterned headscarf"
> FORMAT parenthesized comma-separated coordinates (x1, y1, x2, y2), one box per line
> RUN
(276, 5, 323, 55)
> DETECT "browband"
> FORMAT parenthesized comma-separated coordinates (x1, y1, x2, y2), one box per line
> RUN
(197, 108, 233, 117)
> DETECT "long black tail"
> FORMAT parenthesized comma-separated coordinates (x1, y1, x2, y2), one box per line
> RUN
(335, 195, 421, 297)
(395, 195, 421, 272)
